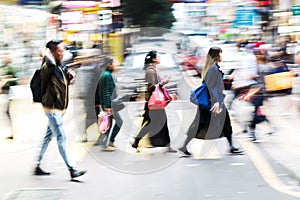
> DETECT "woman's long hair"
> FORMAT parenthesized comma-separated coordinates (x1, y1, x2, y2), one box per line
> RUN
(202, 47, 222, 82)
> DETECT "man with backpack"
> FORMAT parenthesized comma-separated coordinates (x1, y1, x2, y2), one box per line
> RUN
(33, 40, 86, 179)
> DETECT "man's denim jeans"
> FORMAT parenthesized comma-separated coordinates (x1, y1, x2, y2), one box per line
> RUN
(36, 112, 76, 170)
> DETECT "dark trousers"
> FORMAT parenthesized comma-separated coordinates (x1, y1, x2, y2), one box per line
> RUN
(249, 95, 269, 132)
(134, 103, 170, 147)
(180, 106, 233, 151)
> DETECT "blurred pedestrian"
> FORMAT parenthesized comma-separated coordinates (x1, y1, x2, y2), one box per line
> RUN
(33, 40, 86, 179)
(178, 47, 243, 156)
(74, 49, 102, 143)
(0, 55, 18, 139)
(95, 56, 123, 151)
(131, 50, 176, 152)
(228, 43, 258, 131)
(242, 50, 274, 141)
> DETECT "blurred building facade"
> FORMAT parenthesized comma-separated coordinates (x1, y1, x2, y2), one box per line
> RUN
(171, 0, 300, 43)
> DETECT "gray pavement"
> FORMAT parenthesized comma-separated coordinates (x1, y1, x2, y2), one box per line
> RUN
(1, 75, 300, 199)
(181, 70, 300, 187)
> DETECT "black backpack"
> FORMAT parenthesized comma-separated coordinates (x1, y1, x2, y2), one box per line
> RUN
(30, 69, 42, 103)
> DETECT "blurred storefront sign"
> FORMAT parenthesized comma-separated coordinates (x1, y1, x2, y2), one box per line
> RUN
(99, 0, 120, 8)
(0, 0, 18, 4)
(292, 5, 300, 16)
(293, 0, 300, 5)
(62, 1, 98, 9)
(19, 0, 43, 5)
(234, 6, 259, 27)
(169, 0, 206, 3)
(207, 0, 230, 2)
(279, 0, 292, 10)
(60, 11, 84, 24)
(108, 33, 123, 63)
(254, 0, 272, 7)
(97, 10, 112, 25)
(278, 25, 300, 33)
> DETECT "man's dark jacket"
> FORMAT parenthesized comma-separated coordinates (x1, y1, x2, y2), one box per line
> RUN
(41, 56, 70, 110)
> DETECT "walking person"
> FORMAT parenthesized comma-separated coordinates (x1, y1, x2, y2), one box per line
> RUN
(0, 55, 18, 140)
(33, 40, 86, 179)
(131, 50, 176, 152)
(242, 50, 274, 141)
(95, 56, 123, 151)
(73, 49, 102, 143)
(178, 47, 243, 156)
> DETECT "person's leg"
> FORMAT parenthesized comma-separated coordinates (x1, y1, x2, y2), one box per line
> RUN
(223, 109, 243, 153)
(34, 123, 54, 175)
(82, 100, 97, 142)
(149, 109, 171, 148)
(101, 114, 114, 147)
(5, 98, 13, 139)
(131, 102, 151, 147)
(95, 106, 112, 147)
(47, 112, 76, 170)
(47, 112, 86, 178)
(223, 110, 233, 146)
(132, 120, 150, 148)
(36, 125, 54, 165)
(179, 107, 201, 153)
(109, 112, 123, 145)
(249, 106, 258, 141)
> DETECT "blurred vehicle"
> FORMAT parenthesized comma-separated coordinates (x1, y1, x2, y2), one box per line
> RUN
(180, 36, 215, 77)
(180, 47, 204, 77)
(116, 50, 182, 101)
(193, 45, 239, 89)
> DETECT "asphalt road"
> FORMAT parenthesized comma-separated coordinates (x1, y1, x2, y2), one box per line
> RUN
(1, 72, 300, 200)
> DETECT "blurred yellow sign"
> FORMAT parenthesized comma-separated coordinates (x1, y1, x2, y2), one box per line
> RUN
(1, 0, 18, 3)
(264, 72, 295, 91)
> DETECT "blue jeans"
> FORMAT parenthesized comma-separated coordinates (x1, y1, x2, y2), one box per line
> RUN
(36, 112, 76, 170)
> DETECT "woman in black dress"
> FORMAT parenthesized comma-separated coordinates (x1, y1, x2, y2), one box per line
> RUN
(178, 47, 243, 156)
(131, 50, 175, 152)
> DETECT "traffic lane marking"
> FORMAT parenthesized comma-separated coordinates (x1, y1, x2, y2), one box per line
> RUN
(240, 139, 300, 198)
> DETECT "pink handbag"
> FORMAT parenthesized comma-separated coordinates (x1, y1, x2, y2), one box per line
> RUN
(98, 112, 111, 133)
(148, 85, 171, 110)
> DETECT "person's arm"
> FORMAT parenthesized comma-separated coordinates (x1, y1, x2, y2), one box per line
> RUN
(205, 66, 223, 114)
(243, 87, 261, 102)
(41, 58, 55, 93)
(205, 67, 219, 105)
(145, 69, 156, 94)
